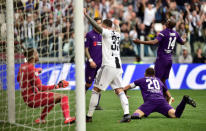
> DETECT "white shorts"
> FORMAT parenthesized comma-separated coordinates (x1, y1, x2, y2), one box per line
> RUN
(94, 65, 123, 91)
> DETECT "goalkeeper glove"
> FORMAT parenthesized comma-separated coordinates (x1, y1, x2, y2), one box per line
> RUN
(35, 68, 42, 74)
(55, 80, 69, 89)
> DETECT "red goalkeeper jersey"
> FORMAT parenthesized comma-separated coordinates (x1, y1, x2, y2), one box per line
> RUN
(17, 63, 55, 102)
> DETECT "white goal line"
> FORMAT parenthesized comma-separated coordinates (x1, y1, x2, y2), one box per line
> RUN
(0, 120, 41, 131)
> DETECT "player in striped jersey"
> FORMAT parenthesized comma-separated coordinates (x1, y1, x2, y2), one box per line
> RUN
(84, 9, 131, 123)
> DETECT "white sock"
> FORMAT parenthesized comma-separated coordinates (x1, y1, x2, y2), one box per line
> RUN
(118, 91, 129, 115)
(87, 90, 100, 117)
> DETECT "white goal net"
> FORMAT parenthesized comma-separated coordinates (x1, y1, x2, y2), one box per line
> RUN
(0, 0, 85, 130)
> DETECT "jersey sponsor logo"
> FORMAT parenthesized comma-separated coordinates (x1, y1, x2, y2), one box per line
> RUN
(93, 41, 101, 46)
(164, 49, 173, 54)
(169, 33, 176, 36)
(93, 41, 97, 46)
(97, 42, 102, 46)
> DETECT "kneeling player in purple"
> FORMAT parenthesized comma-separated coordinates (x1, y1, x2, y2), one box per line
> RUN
(85, 17, 103, 110)
(124, 68, 196, 119)
(133, 18, 186, 102)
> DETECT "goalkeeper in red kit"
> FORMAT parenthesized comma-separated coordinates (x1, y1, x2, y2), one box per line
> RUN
(17, 48, 75, 124)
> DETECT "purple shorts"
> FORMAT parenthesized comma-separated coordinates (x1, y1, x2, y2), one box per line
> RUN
(138, 99, 173, 117)
(85, 63, 101, 84)
(154, 57, 172, 80)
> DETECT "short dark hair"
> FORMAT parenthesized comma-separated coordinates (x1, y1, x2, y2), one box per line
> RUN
(103, 19, 112, 28)
(145, 68, 155, 76)
(24, 48, 35, 61)
(166, 18, 176, 29)
(94, 17, 102, 22)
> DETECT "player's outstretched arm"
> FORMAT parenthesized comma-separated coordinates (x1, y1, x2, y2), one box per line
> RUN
(113, 19, 121, 33)
(133, 39, 159, 45)
(33, 71, 69, 91)
(123, 85, 132, 91)
(41, 80, 69, 91)
(34, 79, 56, 91)
(123, 85, 132, 98)
(84, 9, 103, 33)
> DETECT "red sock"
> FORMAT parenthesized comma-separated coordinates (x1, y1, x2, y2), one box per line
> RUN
(61, 96, 70, 119)
(40, 104, 54, 120)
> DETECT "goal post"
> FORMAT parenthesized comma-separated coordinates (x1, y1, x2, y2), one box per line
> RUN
(0, 0, 87, 130)
(74, 0, 86, 130)
(6, 0, 16, 124)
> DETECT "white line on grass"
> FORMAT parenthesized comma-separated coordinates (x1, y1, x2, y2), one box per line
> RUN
(0, 120, 41, 131)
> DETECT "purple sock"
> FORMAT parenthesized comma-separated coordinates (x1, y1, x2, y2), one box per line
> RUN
(175, 97, 186, 118)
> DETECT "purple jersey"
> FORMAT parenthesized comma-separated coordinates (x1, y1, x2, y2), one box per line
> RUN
(134, 77, 167, 102)
(156, 28, 183, 60)
(85, 30, 102, 65)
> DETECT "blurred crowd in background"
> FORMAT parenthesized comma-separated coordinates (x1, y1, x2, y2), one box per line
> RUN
(0, 0, 206, 63)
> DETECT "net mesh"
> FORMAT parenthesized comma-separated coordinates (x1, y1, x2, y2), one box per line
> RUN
(0, 0, 77, 130)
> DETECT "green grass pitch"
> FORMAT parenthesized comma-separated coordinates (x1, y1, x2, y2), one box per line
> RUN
(0, 90, 206, 131)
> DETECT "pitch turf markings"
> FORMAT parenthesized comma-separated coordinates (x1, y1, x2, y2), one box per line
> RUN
(0, 120, 41, 131)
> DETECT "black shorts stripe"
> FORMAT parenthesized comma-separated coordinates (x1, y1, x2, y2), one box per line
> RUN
(115, 57, 120, 68)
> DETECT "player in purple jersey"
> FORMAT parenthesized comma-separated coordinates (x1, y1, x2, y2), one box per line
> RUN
(133, 18, 187, 102)
(124, 68, 196, 119)
(85, 17, 103, 110)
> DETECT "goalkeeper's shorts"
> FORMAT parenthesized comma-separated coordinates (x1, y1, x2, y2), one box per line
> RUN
(26, 92, 55, 108)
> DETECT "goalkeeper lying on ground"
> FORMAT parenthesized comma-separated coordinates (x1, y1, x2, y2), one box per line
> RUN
(17, 48, 75, 124)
